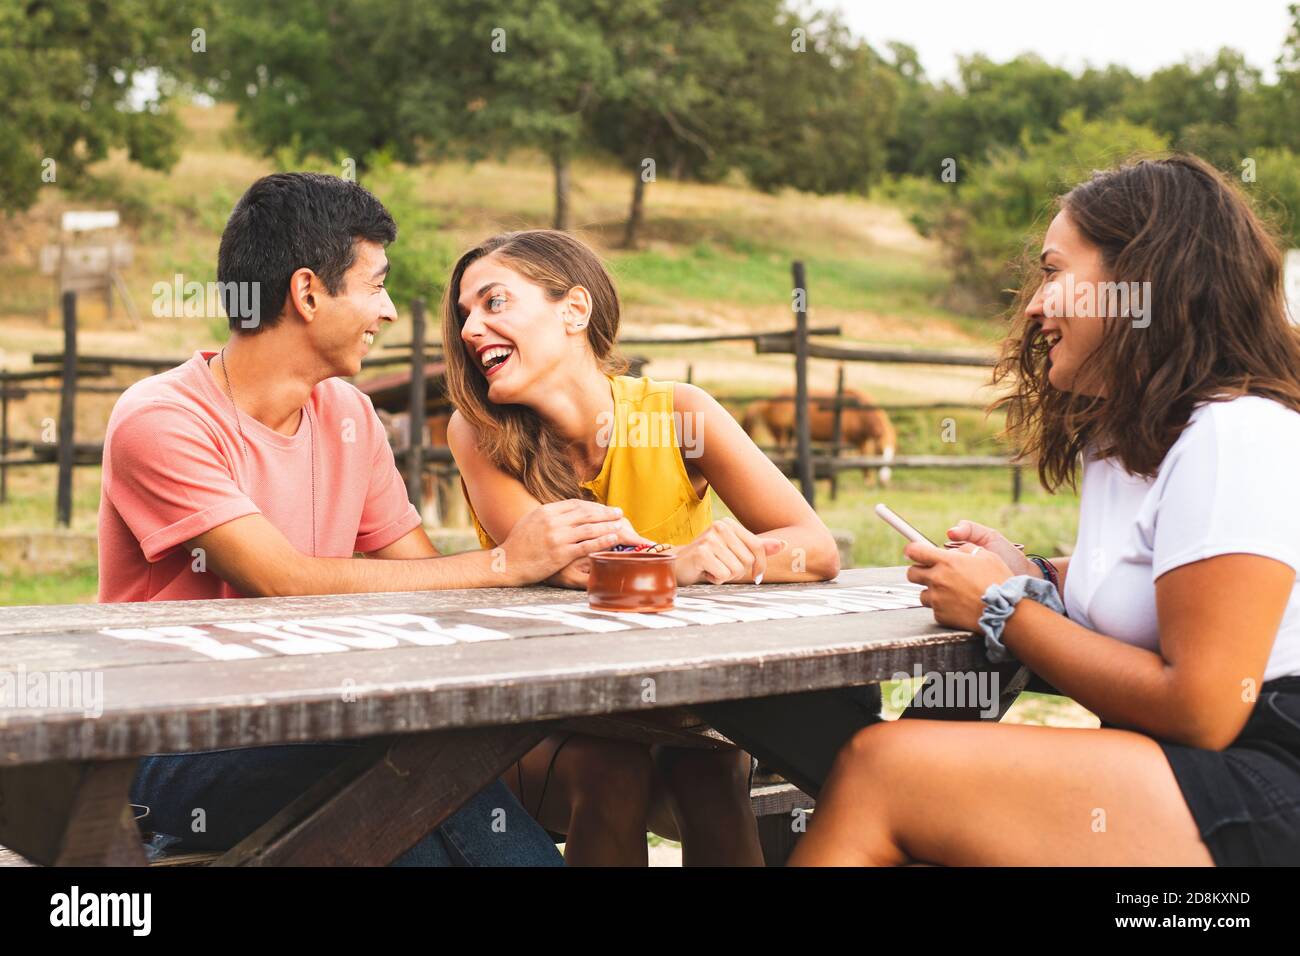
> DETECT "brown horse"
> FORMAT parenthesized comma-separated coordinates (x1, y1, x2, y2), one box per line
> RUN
(741, 389, 896, 484)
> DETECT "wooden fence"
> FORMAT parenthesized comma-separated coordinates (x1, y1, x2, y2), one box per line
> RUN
(3, 267, 1021, 527)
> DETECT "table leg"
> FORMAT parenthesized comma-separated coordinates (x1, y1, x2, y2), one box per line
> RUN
(694, 685, 883, 799)
(695, 660, 1025, 799)
(216, 723, 549, 867)
(0, 759, 147, 866)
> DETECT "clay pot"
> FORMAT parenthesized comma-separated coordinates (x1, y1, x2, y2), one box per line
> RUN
(586, 551, 676, 612)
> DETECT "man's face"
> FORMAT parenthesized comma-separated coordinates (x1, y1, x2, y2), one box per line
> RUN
(311, 240, 396, 377)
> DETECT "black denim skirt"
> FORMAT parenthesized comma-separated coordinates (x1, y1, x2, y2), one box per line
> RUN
(1159, 675, 1300, 865)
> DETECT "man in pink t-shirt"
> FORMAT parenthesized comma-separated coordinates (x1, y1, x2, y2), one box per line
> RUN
(98, 350, 426, 601)
(100, 185, 632, 602)
(106, 173, 639, 866)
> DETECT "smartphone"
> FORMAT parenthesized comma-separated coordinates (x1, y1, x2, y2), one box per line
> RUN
(874, 503, 938, 547)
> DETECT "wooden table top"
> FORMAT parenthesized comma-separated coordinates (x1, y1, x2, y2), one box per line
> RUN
(0, 567, 978, 765)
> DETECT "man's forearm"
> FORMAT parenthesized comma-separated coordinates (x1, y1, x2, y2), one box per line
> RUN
(250, 547, 518, 596)
(190, 504, 630, 598)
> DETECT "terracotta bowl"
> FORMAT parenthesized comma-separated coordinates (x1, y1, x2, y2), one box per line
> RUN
(586, 551, 676, 613)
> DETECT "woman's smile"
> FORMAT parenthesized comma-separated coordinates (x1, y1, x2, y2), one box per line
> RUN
(475, 341, 517, 379)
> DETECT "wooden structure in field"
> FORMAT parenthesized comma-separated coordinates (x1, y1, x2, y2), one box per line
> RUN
(38, 210, 141, 326)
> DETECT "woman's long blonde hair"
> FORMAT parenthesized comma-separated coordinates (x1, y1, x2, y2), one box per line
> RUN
(441, 230, 630, 502)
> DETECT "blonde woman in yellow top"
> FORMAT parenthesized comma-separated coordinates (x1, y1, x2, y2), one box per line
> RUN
(442, 229, 840, 865)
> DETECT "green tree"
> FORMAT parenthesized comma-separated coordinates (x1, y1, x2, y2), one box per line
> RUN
(1240, 3, 1300, 152)
(590, 0, 778, 247)
(0, 0, 209, 212)
(1120, 48, 1260, 140)
(882, 42, 933, 176)
(202, 0, 627, 231)
(1245, 147, 1300, 248)
(1070, 64, 1143, 119)
(735, 8, 898, 196)
(456, 0, 619, 231)
(195, 0, 470, 171)
(905, 111, 1169, 312)
(887, 54, 1077, 177)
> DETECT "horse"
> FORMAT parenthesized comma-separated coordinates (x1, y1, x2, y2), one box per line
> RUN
(741, 389, 896, 484)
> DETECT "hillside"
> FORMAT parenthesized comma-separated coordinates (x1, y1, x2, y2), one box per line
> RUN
(1, 103, 999, 405)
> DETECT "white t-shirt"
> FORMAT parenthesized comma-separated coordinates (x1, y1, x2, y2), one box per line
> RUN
(1064, 395, 1300, 682)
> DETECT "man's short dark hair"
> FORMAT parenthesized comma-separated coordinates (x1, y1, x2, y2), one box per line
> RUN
(217, 173, 397, 333)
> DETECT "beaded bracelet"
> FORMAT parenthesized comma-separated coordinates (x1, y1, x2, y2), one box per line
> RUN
(1027, 554, 1060, 589)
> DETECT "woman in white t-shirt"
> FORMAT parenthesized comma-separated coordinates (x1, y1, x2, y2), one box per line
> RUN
(791, 154, 1300, 866)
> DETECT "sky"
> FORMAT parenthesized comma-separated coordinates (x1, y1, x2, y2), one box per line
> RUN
(825, 0, 1296, 82)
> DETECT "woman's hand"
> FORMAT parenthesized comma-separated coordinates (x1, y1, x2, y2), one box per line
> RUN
(542, 515, 653, 589)
(945, 519, 1040, 578)
(904, 541, 1016, 631)
(674, 518, 786, 585)
(546, 557, 592, 589)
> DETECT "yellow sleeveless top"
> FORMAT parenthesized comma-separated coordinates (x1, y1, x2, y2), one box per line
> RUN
(465, 375, 715, 549)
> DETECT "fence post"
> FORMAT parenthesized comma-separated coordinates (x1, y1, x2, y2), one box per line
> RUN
(0, 371, 9, 504)
(56, 291, 77, 527)
(829, 363, 845, 500)
(792, 261, 815, 507)
(1012, 460, 1023, 504)
(685, 363, 693, 385)
(406, 298, 427, 512)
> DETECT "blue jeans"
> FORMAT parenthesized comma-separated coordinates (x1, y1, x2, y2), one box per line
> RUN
(130, 741, 563, 866)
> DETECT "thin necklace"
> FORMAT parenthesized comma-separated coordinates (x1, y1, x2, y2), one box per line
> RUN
(217, 347, 317, 557)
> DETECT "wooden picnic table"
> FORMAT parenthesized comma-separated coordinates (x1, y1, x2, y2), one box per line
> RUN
(0, 566, 1027, 866)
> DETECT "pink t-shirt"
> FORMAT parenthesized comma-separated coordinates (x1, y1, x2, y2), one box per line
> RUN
(97, 350, 421, 602)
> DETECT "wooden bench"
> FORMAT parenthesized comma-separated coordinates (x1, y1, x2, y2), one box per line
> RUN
(1, 779, 815, 867)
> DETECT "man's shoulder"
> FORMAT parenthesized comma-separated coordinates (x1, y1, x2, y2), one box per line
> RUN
(107, 354, 212, 433)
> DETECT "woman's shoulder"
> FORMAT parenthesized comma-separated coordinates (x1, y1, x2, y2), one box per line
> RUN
(614, 374, 711, 409)
(445, 408, 480, 456)
(1170, 394, 1300, 469)
(1188, 394, 1300, 438)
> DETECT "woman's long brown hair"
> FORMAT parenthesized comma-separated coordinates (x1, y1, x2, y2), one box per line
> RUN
(441, 230, 630, 503)
(993, 154, 1300, 490)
